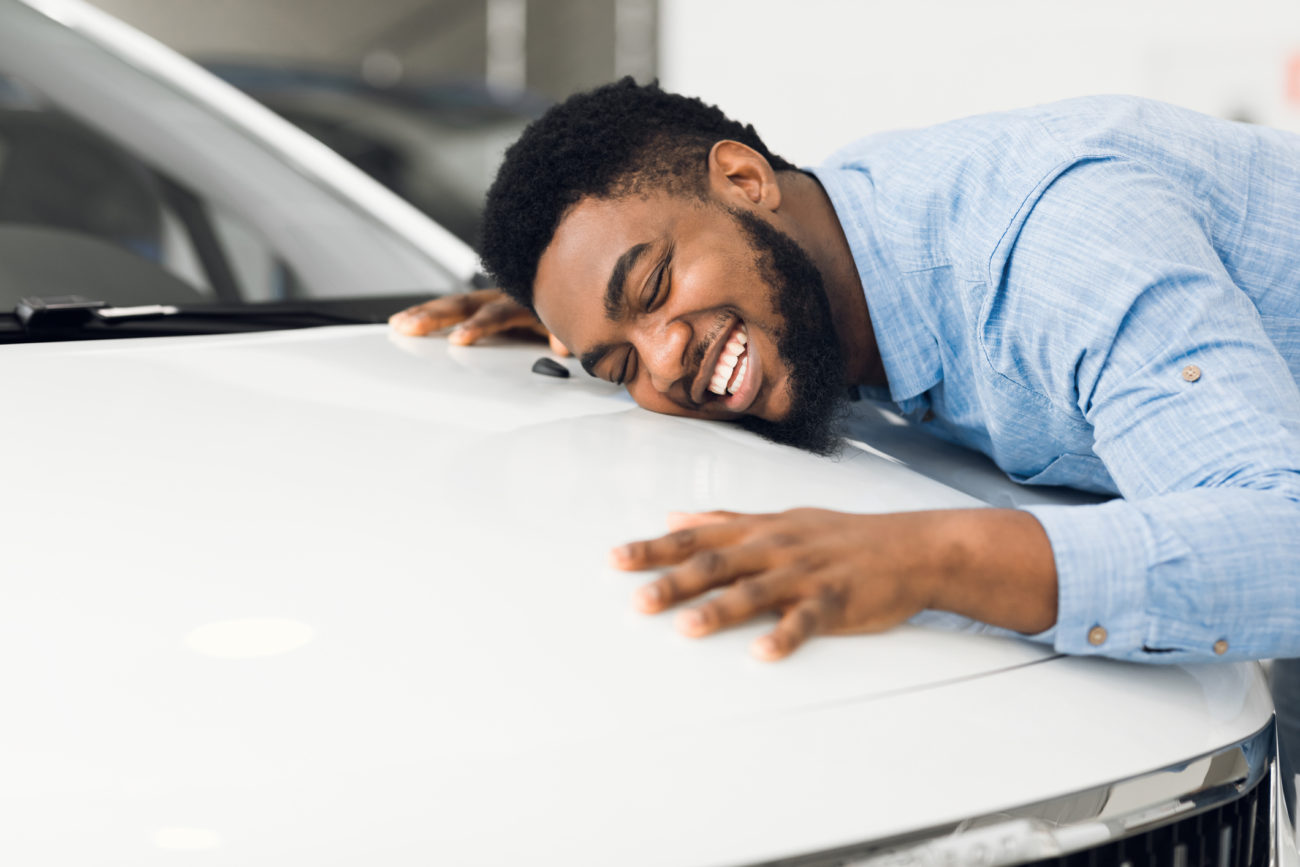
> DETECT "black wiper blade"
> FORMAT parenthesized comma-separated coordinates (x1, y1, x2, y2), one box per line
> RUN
(2, 292, 448, 344)
(4, 294, 385, 343)
(16, 295, 366, 331)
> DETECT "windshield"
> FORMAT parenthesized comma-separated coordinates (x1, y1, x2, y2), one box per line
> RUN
(0, 0, 474, 319)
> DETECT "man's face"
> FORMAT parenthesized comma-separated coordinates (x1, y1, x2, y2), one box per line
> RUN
(533, 191, 846, 453)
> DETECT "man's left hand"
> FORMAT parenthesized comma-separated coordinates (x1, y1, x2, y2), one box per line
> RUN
(609, 508, 943, 661)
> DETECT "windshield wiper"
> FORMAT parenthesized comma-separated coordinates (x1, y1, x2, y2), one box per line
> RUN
(3, 294, 424, 343)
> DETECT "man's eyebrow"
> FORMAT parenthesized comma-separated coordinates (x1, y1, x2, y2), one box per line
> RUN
(604, 242, 651, 320)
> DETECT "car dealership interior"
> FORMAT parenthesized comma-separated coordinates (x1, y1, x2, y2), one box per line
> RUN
(4, 1, 1299, 864)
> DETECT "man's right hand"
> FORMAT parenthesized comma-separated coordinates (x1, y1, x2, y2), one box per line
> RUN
(388, 288, 569, 356)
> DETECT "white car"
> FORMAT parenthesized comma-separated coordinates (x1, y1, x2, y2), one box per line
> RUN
(1, 1, 1294, 864)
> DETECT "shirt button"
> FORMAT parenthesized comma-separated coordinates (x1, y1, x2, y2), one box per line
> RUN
(1213, 639, 1229, 655)
(1088, 625, 1108, 646)
(1181, 364, 1202, 382)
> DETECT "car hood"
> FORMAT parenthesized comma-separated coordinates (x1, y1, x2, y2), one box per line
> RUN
(1, 327, 1272, 865)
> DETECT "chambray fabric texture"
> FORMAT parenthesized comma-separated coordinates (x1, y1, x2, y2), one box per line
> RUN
(807, 96, 1300, 663)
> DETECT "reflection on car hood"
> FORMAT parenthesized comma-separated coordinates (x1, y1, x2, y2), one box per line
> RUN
(1, 327, 1272, 865)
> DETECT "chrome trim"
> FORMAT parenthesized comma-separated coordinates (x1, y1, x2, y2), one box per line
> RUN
(752, 718, 1276, 867)
(1269, 735, 1286, 867)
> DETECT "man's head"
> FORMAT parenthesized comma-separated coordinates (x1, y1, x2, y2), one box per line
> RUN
(480, 79, 848, 454)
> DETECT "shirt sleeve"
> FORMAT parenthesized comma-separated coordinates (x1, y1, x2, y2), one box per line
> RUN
(992, 156, 1300, 663)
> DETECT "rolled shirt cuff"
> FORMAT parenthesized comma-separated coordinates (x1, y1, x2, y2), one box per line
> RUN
(1022, 499, 1155, 658)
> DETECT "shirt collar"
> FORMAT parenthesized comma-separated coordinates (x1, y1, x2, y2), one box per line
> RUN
(804, 164, 941, 405)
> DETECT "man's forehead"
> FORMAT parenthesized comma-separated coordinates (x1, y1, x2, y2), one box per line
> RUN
(547, 194, 672, 262)
(533, 195, 674, 323)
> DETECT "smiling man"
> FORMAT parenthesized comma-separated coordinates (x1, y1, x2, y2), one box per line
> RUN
(534, 155, 859, 456)
(390, 80, 1300, 678)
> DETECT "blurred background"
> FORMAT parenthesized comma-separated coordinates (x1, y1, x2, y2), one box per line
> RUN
(84, 0, 1300, 246)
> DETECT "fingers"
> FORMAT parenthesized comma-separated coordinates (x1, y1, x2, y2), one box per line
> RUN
(674, 569, 797, 638)
(388, 292, 484, 336)
(610, 521, 744, 572)
(665, 510, 742, 531)
(676, 580, 832, 661)
(448, 298, 546, 346)
(388, 306, 445, 336)
(388, 289, 558, 349)
(617, 507, 892, 662)
(752, 597, 831, 661)
(632, 540, 772, 613)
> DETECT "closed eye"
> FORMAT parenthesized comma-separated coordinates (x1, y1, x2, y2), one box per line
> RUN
(615, 349, 636, 385)
(644, 244, 673, 312)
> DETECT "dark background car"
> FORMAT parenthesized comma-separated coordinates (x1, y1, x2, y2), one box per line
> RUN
(205, 60, 548, 246)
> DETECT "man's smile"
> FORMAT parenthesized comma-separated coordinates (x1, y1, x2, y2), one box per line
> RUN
(702, 320, 763, 414)
(688, 315, 762, 415)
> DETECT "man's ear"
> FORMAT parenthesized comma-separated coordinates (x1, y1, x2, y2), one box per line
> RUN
(707, 140, 782, 212)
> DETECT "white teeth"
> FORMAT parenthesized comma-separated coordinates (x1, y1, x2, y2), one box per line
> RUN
(731, 357, 748, 394)
(706, 324, 750, 397)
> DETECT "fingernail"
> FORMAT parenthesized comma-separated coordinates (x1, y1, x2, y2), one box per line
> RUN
(609, 544, 631, 564)
(634, 584, 660, 609)
(676, 609, 703, 633)
(753, 636, 779, 659)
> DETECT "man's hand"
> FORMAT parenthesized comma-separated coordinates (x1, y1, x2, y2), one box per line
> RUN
(610, 507, 1058, 661)
(389, 288, 569, 356)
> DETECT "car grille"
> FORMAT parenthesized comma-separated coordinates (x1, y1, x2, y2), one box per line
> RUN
(1022, 771, 1271, 867)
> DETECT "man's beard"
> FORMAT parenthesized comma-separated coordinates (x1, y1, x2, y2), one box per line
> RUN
(727, 207, 848, 455)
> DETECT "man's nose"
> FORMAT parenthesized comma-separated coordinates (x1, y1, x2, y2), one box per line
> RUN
(635, 318, 691, 393)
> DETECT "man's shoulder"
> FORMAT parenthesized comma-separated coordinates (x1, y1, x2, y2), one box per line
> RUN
(822, 95, 1224, 176)
(816, 96, 1231, 275)
(832, 95, 1194, 154)
(814, 103, 1078, 274)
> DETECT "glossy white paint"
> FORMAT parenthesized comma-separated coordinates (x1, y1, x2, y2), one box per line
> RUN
(1, 327, 1273, 864)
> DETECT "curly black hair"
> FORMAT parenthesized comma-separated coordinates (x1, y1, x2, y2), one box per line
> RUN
(479, 77, 796, 309)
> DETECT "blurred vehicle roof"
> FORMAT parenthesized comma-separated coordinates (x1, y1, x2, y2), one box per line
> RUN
(206, 59, 548, 246)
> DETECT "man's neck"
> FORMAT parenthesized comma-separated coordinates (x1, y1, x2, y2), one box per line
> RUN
(776, 169, 887, 389)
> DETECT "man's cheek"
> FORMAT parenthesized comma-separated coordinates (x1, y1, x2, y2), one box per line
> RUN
(629, 385, 707, 420)
(629, 386, 678, 416)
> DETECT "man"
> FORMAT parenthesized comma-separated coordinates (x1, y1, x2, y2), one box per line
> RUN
(390, 80, 1300, 673)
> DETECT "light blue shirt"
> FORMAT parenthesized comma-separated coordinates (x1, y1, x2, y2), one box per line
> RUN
(808, 96, 1300, 663)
